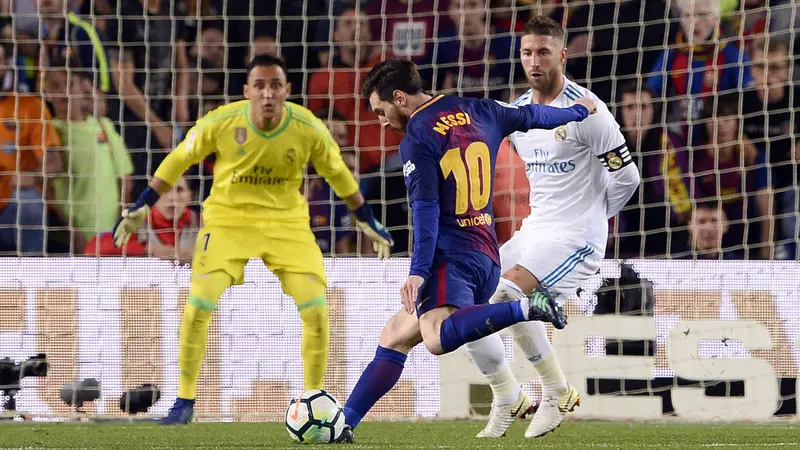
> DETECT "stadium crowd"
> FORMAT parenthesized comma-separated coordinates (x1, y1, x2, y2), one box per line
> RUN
(0, 0, 797, 261)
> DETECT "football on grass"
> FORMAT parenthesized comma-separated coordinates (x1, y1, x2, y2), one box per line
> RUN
(285, 389, 345, 443)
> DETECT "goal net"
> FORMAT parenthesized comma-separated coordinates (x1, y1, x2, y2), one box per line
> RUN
(0, 0, 797, 423)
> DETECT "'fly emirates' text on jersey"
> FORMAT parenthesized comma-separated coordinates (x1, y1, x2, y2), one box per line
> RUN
(154, 100, 359, 227)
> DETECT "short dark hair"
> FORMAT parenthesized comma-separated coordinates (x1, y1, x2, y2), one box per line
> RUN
(522, 15, 565, 42)
(752, 37, 789, 56)
(694, 199, 722, 212)
(48, 55, 94, 83)
(315, 108, 347, 123)
(618, 81, 656, 101)
(701, 93, 740, 120)
(246, 53, 286, 78)
(362, 59, 423, 102)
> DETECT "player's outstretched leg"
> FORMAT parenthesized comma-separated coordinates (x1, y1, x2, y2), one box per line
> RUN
(159, 270, 233, 425)
(466, 335, 533, 438)
(279, 272, 330, 390)
(421, 288, 564, 356)
(491, 272, 579, 438)
(337, 310, 422, 443)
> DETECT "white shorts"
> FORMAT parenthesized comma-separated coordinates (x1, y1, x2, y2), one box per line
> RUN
(500, 231, 603, 304)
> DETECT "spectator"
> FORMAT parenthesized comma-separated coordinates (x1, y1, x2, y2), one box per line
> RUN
(438, 0, 516, 100)
(45, 65, 133, 252)
(85, 176, 200, 262)
(566, 0, 669, 103)
(492, 139, 529, 245)
(685, 200, 742, 259)
(37, 0, 112, 98)
(249, 33, 280, 61)
(366, 0, 454, 90)
(648, 0, 753, 141)
(307, 108, 359, 255)
(361, 153, 410, 256)
(742, 38, 799, 259)
(106, 0, 189, 196)
(191, 24, 226, 71)
(728, 0, 800, 55)
(0, 43, 61, 255)
(693, 94, 774, 259)
(317, 5, 374, 68)
(615, 82, 687, 258)
(307, 7, 402, 172)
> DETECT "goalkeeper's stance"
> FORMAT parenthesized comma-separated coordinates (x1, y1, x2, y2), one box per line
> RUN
(112, 54, 394, 425)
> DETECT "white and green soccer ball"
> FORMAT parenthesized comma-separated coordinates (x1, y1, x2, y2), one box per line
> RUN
(285, 389, 345, 444)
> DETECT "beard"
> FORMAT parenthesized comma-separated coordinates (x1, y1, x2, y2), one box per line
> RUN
(530, 67, 562, 92)
(394, 112, 410, 133)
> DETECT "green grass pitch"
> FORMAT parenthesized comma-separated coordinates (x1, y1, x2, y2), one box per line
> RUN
(0, 420, 798, 449)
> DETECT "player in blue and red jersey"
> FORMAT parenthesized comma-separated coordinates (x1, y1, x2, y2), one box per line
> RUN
(335, 59, 596, 443)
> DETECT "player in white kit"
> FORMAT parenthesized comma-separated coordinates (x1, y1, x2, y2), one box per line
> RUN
(464, 16, 640, 439)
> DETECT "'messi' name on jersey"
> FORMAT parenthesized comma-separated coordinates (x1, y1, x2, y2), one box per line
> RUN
(230, 165, 289, 186)
(432, 112, 472, 135)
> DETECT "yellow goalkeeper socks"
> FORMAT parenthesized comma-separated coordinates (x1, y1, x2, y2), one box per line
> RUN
(178, 271, 231, 400)
(178, 297, 215, 400)
(297, 297, 329, 390)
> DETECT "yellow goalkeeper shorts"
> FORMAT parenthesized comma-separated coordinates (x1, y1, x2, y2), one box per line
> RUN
(190, 220, 326, 287)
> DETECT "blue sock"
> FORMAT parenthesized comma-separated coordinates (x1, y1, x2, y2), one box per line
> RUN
(343, 346, 407, 429)
(439, 301, 526, 353)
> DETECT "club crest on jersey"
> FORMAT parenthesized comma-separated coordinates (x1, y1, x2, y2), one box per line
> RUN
(286, 148, 296, 164)
(607, 152, 623, 170)
(235, 127, 247, 144)
(555, 126, 567, 142)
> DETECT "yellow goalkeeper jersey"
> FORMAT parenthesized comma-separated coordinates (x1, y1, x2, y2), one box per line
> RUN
(154, 100, 359, 226)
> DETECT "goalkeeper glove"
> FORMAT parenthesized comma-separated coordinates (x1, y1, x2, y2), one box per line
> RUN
(112, 187, 160, 248)
(352, 203, 394, 259)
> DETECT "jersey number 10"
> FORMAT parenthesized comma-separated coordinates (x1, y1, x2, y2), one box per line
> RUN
(439, 141, 491, 215)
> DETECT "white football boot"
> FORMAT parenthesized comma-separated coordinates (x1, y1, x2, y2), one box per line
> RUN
(525, 383, 580, 438)
(476, 389, 534, 438)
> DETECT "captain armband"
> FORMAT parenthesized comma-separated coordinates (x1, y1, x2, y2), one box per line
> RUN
(596, 144, 632, 172)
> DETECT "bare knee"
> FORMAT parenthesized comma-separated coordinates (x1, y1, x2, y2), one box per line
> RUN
(502, 265, 540, 294)
(379, 310, 422, 354)
(422, 335, 445, 356)
(419, 307, 456, 356)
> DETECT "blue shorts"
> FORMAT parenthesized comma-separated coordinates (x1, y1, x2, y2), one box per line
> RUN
(415, 252, 501, 317)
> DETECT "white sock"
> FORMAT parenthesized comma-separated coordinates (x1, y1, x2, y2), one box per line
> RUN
(509, 321, 569, 396)
(485, 364, 521, 405)
(465, 335, 521, 405)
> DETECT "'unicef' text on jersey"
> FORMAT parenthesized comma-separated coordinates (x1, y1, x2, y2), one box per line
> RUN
(509, 77, 629, 249)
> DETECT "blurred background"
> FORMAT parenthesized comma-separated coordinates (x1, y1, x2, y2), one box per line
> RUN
(0, 0, 797, 262)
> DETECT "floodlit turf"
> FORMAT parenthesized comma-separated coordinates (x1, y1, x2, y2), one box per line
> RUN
(0, 420, 798, 449)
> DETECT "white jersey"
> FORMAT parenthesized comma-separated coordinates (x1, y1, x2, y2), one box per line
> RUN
(508, 77, 629, 249)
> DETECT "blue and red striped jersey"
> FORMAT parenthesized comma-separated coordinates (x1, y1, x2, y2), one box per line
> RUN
(401, 94, 589, 278)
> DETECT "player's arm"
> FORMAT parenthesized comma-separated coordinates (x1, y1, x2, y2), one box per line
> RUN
(401, 135, 441, 280)
(488, 98, 594, 137)
(576, 102, 641, 219)
(111, 121, 216, 248)
(308, 120, 394, 258)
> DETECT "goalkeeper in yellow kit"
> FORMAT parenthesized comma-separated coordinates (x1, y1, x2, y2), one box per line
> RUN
(112, 54, 394, 425)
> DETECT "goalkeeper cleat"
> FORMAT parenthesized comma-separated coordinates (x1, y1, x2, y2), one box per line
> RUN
(526, 286, 567, 330)
(157, 398, 195, 425)
(524, 384, 580, 439)
(476, 389, 534, 438)
(334, 426, 355, 444)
